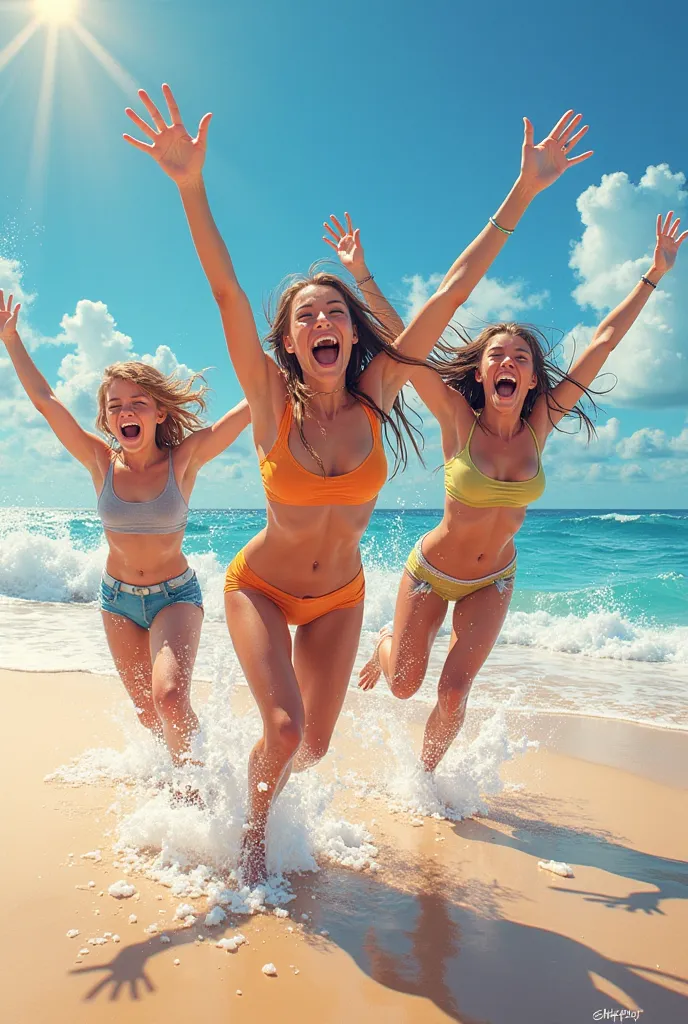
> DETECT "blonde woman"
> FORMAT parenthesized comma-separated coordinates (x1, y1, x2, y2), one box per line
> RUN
(0, 294, 249, 769)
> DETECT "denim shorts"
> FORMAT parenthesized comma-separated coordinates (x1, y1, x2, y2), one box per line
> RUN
(100, 567, 204, 630)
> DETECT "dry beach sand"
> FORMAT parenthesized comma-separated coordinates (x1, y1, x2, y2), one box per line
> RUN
(1, 667, 687, 1024)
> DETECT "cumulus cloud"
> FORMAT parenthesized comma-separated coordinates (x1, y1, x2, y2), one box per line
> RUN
(403, 273, 548, 327)
(544, 415, 688, 484)
(568, 164, 688, 406)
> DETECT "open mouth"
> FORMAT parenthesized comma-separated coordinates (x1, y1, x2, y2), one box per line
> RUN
(120, 423, 141, 439)
(312, 335, 340, 367)
(495, 374, 517, 398)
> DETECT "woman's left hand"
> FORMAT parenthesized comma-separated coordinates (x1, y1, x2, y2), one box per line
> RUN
(652, 211, 688, 274)
(519, 110, 593, 195)
(323, 212, 367, 276)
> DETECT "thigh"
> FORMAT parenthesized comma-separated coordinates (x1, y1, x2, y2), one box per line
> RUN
(443, 578, 514, 684)
(149, 602, 204, 687)
(225, 590, 304, 729)
(389, 570, 449, 693)
(293, 601, 364, 744)
(101, 610, 153, 704)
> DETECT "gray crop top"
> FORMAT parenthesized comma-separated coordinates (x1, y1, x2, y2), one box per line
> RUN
(97, 452, 189, 535)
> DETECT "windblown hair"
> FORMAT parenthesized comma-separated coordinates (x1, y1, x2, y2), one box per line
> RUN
(96, 361, 209, 449)
(429, 322, 606, 440)
(264, 270, 424, 475)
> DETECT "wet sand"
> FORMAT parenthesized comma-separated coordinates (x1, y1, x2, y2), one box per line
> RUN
(1, 668, 687, 1024)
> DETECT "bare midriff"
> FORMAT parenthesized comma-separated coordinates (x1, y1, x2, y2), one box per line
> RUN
(420, 496, 527, 579)
(103, 530, 189, 586)
(242, 500, 376, 597)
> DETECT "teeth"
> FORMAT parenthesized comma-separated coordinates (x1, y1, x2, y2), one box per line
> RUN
(496, 375, 516, 384)
(313, 336, 338, 349)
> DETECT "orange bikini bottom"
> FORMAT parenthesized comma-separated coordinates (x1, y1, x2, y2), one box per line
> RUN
(223, 548, 365, 626)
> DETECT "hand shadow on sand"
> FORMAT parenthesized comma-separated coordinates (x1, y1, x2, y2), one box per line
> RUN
(66, 861, 688, 1020)
(301, 859, 688, 1024)
(69, 929, 199, 1001)
(465, 791, 688, 915)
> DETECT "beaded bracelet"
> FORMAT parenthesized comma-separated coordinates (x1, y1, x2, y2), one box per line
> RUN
(640, 275, 657, 289)
(356, 273, 375, 286)
(489, 215, 514, 236)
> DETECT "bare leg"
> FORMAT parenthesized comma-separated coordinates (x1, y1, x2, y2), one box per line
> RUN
(291, 602, 365, 772)
(149, 603, 204, 766)
(101, 611, 160, 739)
(421, 579, 513, 772)
(225, 590, 303, 887)
(359, 570, 447, 696)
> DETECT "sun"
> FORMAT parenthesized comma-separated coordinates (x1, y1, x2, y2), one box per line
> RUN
(33, 0, 80, 24)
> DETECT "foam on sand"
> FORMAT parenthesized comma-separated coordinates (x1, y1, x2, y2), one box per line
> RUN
(45, 661, 526, 909)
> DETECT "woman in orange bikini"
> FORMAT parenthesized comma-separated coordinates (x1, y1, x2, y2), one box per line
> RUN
(125, 83, 592, 883)
(359, 210, 686, 772)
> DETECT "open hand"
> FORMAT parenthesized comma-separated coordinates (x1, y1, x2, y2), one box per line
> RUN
(520, 110, 593, 195)
(652, 211, 687, 274)
(123, 84, 211, 185)
(0, 291, 20, 344)
(323, 213, 367, 276)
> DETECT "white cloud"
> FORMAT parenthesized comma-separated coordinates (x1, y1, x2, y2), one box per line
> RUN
(569, 164, 688, 406)
(544, 416, 688, 484)
(403, 273, 548, 327)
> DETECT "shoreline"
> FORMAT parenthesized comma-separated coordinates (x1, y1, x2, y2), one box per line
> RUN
(2, 668, 687, 1023)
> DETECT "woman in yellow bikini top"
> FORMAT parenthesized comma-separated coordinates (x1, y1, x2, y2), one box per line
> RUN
(360, 208, 686, 779)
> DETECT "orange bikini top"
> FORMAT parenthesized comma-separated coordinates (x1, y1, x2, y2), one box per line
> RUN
(260, 400, 388, 506)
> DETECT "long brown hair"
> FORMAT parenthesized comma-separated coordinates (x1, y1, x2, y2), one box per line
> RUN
(264, 270, 424, 475)
(429, 322, 606, 440)
(96, 362, 209, 449)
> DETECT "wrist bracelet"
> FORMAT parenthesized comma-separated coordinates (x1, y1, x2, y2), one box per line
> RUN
(640, 275, 656, 290)
(489, 215, 514, 236)
(356, 273, 374, 286)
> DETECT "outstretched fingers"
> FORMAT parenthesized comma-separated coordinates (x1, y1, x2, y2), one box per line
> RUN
(138, 89, 167, 131)
(161, 82, 183, 125)
(124, 107, 157, 139)
(522, 116, 534, 147)
(548, 108, 575, 139)
(122, 133, 154, 154)
(197, 111, 212, 145)
(330, 213, 347, 237)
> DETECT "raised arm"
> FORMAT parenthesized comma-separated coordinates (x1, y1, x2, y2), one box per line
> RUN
(366, 110, 593, 406)
(531, 211, 687, 438)
(181, 397, 251, 470)
(123, 85, 275, 423)
(0, 294, 106, 475)
(324, 212, 405, 336)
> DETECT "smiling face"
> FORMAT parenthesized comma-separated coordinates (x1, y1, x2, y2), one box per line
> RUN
(104, 377, 167, 452)
(475, 332, 538, 414)
(283, 283, 357, 387)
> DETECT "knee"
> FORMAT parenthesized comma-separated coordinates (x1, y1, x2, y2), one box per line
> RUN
(389, 659, 426, 701)
(437, 673, 473, 719)
(295, 736, 329, 769)
(266, 709, 303, 759)
(153, 675, 189, 719)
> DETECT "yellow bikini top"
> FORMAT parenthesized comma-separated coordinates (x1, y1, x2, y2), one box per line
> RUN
(444, 414, 546, 508)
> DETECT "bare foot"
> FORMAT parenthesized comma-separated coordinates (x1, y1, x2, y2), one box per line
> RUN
(239, 824, 267, 889)
(358, 625, 392, 690)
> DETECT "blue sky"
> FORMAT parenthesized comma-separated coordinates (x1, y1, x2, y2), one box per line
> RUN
(1, 0, 687, 508)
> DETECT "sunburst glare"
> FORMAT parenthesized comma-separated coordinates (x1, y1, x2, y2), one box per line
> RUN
(33, 0, 79, 24)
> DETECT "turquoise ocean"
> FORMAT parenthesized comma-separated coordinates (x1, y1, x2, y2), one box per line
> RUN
(1, 507, 686, 730)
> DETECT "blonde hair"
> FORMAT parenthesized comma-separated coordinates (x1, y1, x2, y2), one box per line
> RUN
(95, 362, 209, 449)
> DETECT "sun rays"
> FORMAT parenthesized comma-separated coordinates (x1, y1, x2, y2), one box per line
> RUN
(0, 1, 138, 203)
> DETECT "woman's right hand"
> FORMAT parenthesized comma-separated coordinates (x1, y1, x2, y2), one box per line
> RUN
(0, 291, 20, 344)
(123, 84, 212, 186)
